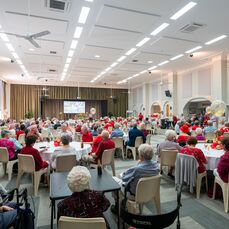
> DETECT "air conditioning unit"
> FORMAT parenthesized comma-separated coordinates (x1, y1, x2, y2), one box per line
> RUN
(180, 22, 206, 33)
(44, 0, 71, 13)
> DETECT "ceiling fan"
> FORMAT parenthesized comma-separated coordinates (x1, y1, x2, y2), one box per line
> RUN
(4, 30, 50, 48)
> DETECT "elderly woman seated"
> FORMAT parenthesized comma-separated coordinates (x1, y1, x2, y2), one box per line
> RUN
(57, 166, 110, 221)
(51, 135, 77, 169)
(195, 128, 206, 141)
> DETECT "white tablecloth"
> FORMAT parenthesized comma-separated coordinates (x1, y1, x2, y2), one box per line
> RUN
(196, 143, 224, 170)
(34, 141, 92, 162)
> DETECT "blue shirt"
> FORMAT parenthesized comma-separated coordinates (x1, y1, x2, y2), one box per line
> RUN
(110, 128, 124, 138)
(127, 127, 146, 147)
(204, 126, 217, 134)
(9, 137, 22, 150)
(122, 160, 159, 194)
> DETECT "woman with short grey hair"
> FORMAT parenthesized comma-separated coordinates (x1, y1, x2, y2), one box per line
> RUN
(138, 143, 154, 161)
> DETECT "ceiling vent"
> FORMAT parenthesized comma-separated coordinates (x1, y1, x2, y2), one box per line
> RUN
(180, 22, 205, 33)
(50, 51, 57, 54)
(44, 0, 71, 13)
(48, 69, 57, 72)
(132, 59, 138, 62)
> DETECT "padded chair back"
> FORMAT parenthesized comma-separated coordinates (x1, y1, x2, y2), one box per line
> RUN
(101, 148, 115, 166)
(205, 132, 215, 141)
(223, 132, 229, 137)
(18, 133, 25, 145)
(0, 147, 9, 162)
(56, 154, 76, 172)
(146, 134, 152, 145)
(18, 154, 35, 173)
(135, 175, 161, 204)
(135, 136, 143, 148)
(112, 137, 123, 148)
(160, 149, 178, 167)
(58, 216, 106, 229)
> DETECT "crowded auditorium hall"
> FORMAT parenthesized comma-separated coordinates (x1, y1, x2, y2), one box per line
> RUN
(1, 0, 229, 228)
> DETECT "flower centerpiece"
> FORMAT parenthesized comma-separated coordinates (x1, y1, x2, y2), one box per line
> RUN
(211, 131, 223, 150)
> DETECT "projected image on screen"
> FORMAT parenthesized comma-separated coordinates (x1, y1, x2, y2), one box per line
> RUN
(64, 101, 85, 114)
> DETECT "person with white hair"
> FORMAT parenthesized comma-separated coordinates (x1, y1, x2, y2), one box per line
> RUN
(110, 122, 124, 138)
(156, 130, 182, 157)
(81, 124, 93, 143)
(27, 125, 43, 141)
(57, 166, 110, 220)
(60, 123, 73, 141)
(195, 128, 206, 141)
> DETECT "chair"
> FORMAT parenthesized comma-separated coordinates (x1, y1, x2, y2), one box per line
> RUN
(75, 133, 82, 142)
(175, 153, 208, 198)
(160, 149, 178, 174)
(205, 132, 215, 142)
(41, 129, 50, 139)
(16, 154, 49, 196)
(58, 216, 106, 229)
(146, 134, 152, 145)
(55, 154, 76, 172)
(223, 132, 229, 137)
(101, 148, 116, 176)
(18, 133, 25, 145)
(126, 136, 143, 160)
(112, 137, 125, 159)
(0, 147, 18, 181)
(213, 174, 229, 212)
(126, 175, 161, 214)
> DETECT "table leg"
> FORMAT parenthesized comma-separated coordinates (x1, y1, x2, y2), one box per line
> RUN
(116, 190, 120, 229)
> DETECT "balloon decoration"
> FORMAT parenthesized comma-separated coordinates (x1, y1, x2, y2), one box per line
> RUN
(90, 107, 96, 115)
(210, 100, 226, 117)
(206, 106, 212, 114)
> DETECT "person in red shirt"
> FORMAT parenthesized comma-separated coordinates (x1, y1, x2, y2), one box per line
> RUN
(192, 120, 201, 131)
(220, 122, 229, 135)
(91, 127, 103, 153)
(180, 137, 207, 173)
(92, 130, 115, 162)
(177, 125, 190, 146)
(16, 124, 26, 140)
(21, 135, 49, 171)
(214, 137, 229, 182)
(138, 113, 144, 121)
(81, 125, 93, 143)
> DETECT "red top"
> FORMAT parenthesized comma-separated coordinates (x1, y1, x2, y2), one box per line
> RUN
(138, 113, 144, 120)
(0, 138, 16, 160)
(192, 125, 201, 131)
(91, 135, 103, 153)
(21, 145, 48, 171)
(180, 147, 207, 173)
(217, 151, 229, 182)
(177, 135, 190, 144)
(95, 139, 115, 161)
(75, 125, 82, 133)
(82, 131, 93, 142)
(16, 130, 25, 140)
(219, 127, 229, 134)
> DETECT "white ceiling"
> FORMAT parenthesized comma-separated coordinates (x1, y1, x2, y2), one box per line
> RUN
(0, 0, 229, 88)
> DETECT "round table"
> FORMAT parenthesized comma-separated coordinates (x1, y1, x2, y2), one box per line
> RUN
(196, 143, 224, 170)
(34, 141, 92, 162)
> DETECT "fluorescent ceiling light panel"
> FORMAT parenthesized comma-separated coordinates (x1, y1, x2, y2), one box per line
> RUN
(158, 60, 169, 66)
(94, 55, 100, 58)
(19, 65, 26, 70)
(74, 26, 83, 39)
(105, 67, 111, 72)
(5, 43, 15, 52)
(151, 23, 169, 36)
(185, 46, 202, 53)
(170, 1, 197, 20)
(0, 33, 9, 42)
(64, 63, 69, 69)
(136, 37, 150, 47)
(125, 48, 136, 56)
(127, 77, 133, 80)
(205, 35, 227, 45)
(66, 57, 72, 64)
(11, 52, 19, 59)
(133, 74, 139, 78)
(140, 70, 147, 74)
(117, 56, 126, 62)
(148, 66, 157, 70)
(85, 0, 93, 2)
(16, 59, 23, 65)
(148, 61, 153, 64)
(100, 71, 106, 75)
(68, 50, 75, 57)
(78, 7, 90, 24)
(110, 62, 118, 67)
(170, 54, 184, 60)
(29, 48, 34, 51)
(70, 40, 78, 49)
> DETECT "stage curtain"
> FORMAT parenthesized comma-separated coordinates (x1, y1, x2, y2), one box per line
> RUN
(10, 84, 128, 120)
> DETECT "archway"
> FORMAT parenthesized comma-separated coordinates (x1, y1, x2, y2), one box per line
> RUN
(150, 102, 161, 115)
(183, 97, 212, 116)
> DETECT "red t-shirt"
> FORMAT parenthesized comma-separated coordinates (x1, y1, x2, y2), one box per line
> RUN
(95, 139, 115, 161)
(192, 125, 201, 131)
(21, 145, 48, 171)
(82, 131, 93, 142)
(91, 135, 103, 153)
(177, 135, 190, 144)
(16, 130, 25, 140)
(217, 151, 229, 182)
(180, 147, 207, 173)
(220, 127, 229, 134)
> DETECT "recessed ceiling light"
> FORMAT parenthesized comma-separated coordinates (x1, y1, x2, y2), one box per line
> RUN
(170, 54, 184, 60)
(66, 57, 72, 64)
(68, 50, 75, 57)
(148, 61, 153, 64)
(105, 67, 111, 72)
(125, 48, 136, 56)
(140, 70, 147, 74)
(185, 46, 202, 53)
(29, 48, 34, 51)
(132, 73, 139, 78)
(148, 66, 157, 70)
(117, 56, 126, 62)
(94, 55, 100, 58)
(0, 33, 9, 42)
(11, 52, 19, 59)
(78, 7, 90, 24)
(70, 40, 78, 49)
(151, 23, 169, 36)
(110, 62, 118, 67)
(0, 56, 11, 62)
(74, 26, 83, 39)
(205, 35, 227, 45)
(136, 37, 150, 47)
(64, 63, 69, 69)
(158, 60, 169, 66)
(127, 77, 132, 80)
(170, 2, 197, 20)
(85, 0, 93, 2)
(5, 43, 15, 52)
(16, 59, 23, 65)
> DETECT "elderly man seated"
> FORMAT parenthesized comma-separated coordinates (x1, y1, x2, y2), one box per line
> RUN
(111, 144, 159, 213)
(203, 120, 217, 134)
(27, 125, 43, 141)
(110, 123, 124, 138)
(57, 166, 110, 221)
(60, 123, 73, 141)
